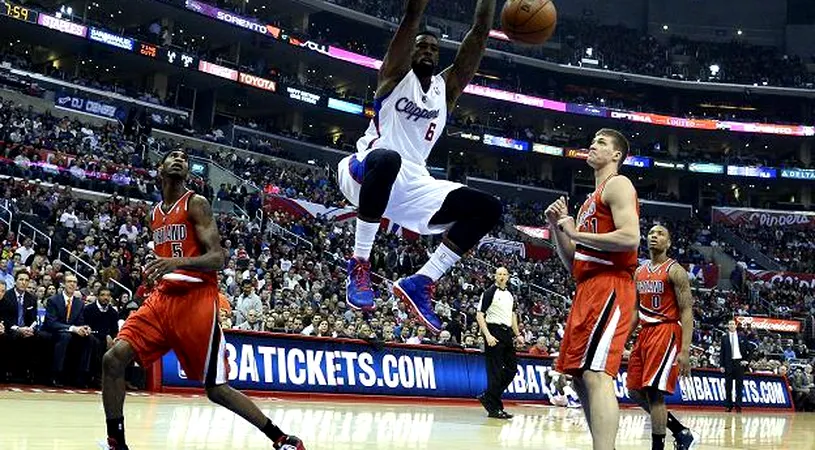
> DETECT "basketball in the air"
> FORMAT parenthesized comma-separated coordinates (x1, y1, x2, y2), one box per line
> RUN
(501, 0, 557, 45)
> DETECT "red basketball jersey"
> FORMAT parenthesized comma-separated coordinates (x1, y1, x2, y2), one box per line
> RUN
(634, 259, 680, 326)
(150, 190, 216, 286)
(572, 175, 639, 283)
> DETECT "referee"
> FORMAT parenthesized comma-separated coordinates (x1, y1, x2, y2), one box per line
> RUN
(476, 267, 524, 419)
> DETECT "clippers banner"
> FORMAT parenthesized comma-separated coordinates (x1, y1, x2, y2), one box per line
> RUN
(746, 270, 815, 289)
(160, 332, 793, 409)
(712, 207, 815, 229)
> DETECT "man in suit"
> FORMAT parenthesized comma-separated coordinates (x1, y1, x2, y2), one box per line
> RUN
(0, 271, 42, 381)
(43, 272, 92, 387)
(83, 287, 120, 386)
(720, 319, 753, 412)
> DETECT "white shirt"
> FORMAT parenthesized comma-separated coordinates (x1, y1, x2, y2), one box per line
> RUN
(60, 211, 78, 228)
(729, 331, 743, 360)
(478, 287, 514, 327)
(15, 246, 34, 263)
(119, 224, 139, 242)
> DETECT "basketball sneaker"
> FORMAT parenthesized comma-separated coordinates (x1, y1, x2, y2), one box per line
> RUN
(673, 428, 699, 450)
(393, 274, 442, 333)
(274, 434, 306, 450)
(346, 257, 375, 310)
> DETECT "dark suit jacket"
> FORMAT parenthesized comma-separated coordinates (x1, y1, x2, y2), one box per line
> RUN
(0, 289, 38, 331)
(83, 302, 119, 340)
(720, 331, 753, 372)
(43, 293, 86, 333)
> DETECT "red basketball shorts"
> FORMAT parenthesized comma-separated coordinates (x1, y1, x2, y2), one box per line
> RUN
(556, 271, 636, 377)
(118, 281, 228, 385)
(626, 322, 682, 394)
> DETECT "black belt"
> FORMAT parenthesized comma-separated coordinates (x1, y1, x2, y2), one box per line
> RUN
(487, 323, 512, 330)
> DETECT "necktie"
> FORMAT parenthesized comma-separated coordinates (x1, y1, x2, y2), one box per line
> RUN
(66, 298, 72, 322)
(17, 294, 24, 326)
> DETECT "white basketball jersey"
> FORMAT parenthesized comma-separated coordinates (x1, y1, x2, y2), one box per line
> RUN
(356, 70, 447, 166)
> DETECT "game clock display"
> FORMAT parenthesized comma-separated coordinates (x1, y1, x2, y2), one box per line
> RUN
(2, 0, 37, 23)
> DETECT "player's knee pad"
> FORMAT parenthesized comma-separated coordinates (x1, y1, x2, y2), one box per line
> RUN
(480, 193, 503, 225)
(366, 149, 402, 179)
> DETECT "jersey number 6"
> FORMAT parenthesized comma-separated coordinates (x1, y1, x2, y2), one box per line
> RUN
(172, 242, 184, 258)
(424, 123, 436, 141)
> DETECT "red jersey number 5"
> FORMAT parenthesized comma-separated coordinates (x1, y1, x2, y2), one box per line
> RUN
(172, 242, 183, 258)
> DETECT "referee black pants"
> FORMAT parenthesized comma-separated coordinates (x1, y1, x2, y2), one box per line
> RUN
(484, 323, 518, 412)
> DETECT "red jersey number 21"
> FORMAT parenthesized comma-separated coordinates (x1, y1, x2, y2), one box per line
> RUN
(424, 123, 436, 141)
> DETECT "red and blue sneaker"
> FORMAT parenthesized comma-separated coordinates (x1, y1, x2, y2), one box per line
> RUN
(346, 257, 375, 311)
(393, 274, 442, 333)
(274, 435, 306, 450)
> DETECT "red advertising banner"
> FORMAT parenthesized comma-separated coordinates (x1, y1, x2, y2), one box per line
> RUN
(514, 225, 551, 240)
(711, 207, 815, 228)
(747, 270, 815, 288)
(238, 73, 276, 92)
(735, 316, 801, 333)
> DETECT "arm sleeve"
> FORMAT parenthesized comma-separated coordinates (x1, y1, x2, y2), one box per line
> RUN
(44, 297, 70, 332)
(108, 312, 119, 338)
(478, 287, 494, 313)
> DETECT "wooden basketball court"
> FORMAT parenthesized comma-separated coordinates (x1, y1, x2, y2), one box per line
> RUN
(0, 387, 807, 449)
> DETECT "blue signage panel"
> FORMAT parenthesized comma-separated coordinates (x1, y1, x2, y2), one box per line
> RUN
(483, 134, 530, 151)
(327, 98, 364, 115)
(55, 93, 127, 121)
(161, 332, 792, 409)
(727, 165, 777, 179)
(689, 162, 725, 174)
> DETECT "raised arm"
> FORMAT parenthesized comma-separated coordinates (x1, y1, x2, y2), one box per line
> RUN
(441, 0, 497, 109)
(377, 0, 431, 98)
(545, 196, 575, 272)
(669, 263, 694, 377)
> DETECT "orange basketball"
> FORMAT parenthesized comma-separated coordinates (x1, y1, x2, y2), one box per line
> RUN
(501, 0, 557, 45)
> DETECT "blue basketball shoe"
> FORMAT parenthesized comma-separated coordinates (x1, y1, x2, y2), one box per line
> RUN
(394, 274, 442, 333)
(346, 257, 375, 310)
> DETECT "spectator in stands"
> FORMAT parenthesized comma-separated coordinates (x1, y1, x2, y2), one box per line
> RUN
(406, 326, 430, 345)
(43, 273, 92, 387)
(234, 279, 262, 325)
(118, 217, 140, 242)
(0, 271, 39, 381)
(59, 206, 79, 229)
(83, 287, 119, 386)
(235, 309, 263, 331)
(15, 238, 35, 265)
(529, 336, 549, 356)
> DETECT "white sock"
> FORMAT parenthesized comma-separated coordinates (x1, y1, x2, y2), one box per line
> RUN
(353, 219, 379, 260)
(417, 243, 461, 282)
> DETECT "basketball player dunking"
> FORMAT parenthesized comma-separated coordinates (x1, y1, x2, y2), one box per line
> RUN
(100, 150, 305, 450)
(338, 0, 502, 334)
(627, 225, 698, 450)
(545, 129, 640, 450)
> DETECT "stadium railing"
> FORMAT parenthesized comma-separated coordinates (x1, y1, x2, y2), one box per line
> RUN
(17, 220, 52, 255)
(712, 223, 784, 271)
